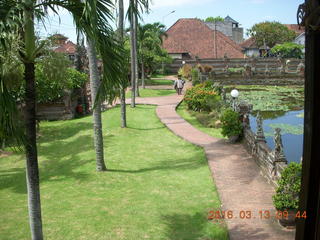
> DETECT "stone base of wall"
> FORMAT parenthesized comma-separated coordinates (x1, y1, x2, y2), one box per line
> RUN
(214, 77, 304, 86)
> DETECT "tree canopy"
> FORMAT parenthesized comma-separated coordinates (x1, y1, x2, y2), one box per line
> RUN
(247, 21, 297, 48)
(270, 42, 304, 59)
(205, 16, 224, 23)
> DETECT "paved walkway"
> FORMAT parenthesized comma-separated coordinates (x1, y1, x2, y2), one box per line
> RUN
(127, 78, 295, 240)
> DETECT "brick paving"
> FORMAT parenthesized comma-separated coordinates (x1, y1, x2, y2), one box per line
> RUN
(125, 78, 295, 240)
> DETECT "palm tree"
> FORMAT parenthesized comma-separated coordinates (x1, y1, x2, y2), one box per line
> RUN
(137, 22, 167, 88)
(117, 0, 127, 127)
(87, 39, 107, 171)
(0, 1, 123, 239)
(128, 0, 149, 107)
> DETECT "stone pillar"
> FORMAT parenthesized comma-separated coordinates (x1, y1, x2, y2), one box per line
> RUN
(236, 101, 253, 129)
(255, 112, 266, 142)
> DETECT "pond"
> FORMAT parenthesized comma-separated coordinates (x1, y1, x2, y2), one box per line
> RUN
(225, 85, 304, 163)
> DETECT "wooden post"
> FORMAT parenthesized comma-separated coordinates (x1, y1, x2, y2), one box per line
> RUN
(296, 0, 320, 239)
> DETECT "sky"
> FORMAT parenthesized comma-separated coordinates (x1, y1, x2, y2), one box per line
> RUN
(36, 0, 303, 43)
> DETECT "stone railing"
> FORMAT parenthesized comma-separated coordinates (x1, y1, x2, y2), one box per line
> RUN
(171, 58, 305, 86)
(235, 102, 288, 185)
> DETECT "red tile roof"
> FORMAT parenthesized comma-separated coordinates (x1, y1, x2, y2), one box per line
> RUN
(284, 24, 305, 35)
(53, 41, 76, 54)
(163, 18, 243, 59)
(240, 37, 257, 49)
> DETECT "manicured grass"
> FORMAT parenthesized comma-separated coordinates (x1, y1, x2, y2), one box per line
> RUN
(143, 78, 174, 86)
(177, 102, 225, 139)
(126, 88, 176, 98)
(0, 105, 228, 240)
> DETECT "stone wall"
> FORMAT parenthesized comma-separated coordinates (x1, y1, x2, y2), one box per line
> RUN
(167, 58, 304, 78)
(235, 103, 288, 186)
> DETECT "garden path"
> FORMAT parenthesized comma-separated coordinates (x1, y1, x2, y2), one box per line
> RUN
(127, 77, 296, 240)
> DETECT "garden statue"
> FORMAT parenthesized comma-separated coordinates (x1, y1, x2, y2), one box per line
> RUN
(265, 64, 271, 76)
(224, 64, 230, 76)
(277, 58, 285, 74)
(221, 88, 227, 102)
(296, 61, 305, 77)
(243, 64, 252, 79)
(255, 112, 266, 142)
(285, 59, 291, 73)
(273, 128, 287, 163)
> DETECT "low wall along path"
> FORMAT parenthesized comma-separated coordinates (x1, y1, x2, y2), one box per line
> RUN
(127, 76, 295, 240)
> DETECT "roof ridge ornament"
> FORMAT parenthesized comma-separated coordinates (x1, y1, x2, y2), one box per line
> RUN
(297, 2, 320, 32)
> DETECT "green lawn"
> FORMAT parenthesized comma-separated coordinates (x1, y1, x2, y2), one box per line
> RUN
(0, 105, 228, 240)
(177, 102, 225, 139)
(143, 78, 174, 86)
(126, 88, 176, 98)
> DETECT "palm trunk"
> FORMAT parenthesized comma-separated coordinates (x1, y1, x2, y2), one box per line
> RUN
(23, 2, 43, 239)
(86, 39, 107, 171)
(118, 0, 127, 127)
(130, 0, 136, 108)
(141, 60, 145, 89)
(134, 2, 140, 97)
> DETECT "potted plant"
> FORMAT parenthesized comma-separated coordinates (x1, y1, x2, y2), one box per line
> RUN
(272, 162, 302, 228)
(220, 108, 243, 143)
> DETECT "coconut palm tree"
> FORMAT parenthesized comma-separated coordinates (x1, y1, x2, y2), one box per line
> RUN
(127, 0, 149, 107)
(137, 22, 167, 88)
(0, 1, 123, 239)
(116, 0, 127, 127)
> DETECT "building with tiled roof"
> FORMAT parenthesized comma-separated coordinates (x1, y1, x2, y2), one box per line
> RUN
(240, 37, 260, 57)
(162, 18, 244, 60)
(284, 24, 305, 36)
(51, 34, 77, 62)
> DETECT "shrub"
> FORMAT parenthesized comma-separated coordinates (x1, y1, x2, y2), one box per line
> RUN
(184, 82, 221, 112)
(36, 67, 88, 103)
(178, 64, 192, 79)
(191, 68, 200, 85)
(272, 162, 302, 210)
(270, 42, 304, 59)
(220, 109, 243, 137)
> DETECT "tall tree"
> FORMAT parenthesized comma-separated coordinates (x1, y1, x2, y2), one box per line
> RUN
(127, 0, 149, 106)
(129, 0, 137, 107)
(87, 39, 107, 171)
(117, 0, 127, 127)
(0, 1, 123, 239)
(137, 22, 167, 88)
(247, 21, 297, 48)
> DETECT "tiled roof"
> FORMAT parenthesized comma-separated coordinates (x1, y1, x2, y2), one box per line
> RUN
(240, 37, 258, 49)
(162, 18, 243, 59)
(53, 41, 76, 54)
(284, 24, 305, 35)
(225, 15, 238, 24)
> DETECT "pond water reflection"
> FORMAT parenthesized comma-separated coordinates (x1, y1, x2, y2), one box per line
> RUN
(249, 110, 304, 163)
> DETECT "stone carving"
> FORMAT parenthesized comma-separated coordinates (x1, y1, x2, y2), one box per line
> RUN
(243, 63, 252, 79)
(265, 64, 271, 76)
(285, 59, 291, 73)
(255, 112, 266, 142)
(296, 61, 305, 76)
(221, 88, 227, 102)
(273, 128, 287, 163)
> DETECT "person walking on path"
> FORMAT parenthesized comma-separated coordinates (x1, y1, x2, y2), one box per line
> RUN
(174, 75, 185, 95)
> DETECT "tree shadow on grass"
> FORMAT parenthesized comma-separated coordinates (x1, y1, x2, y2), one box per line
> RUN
(37, 122, 93, 144)
(162, 212, 228, 240)
(108, 154, 207, 174)
(0, 134, 93, 194)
